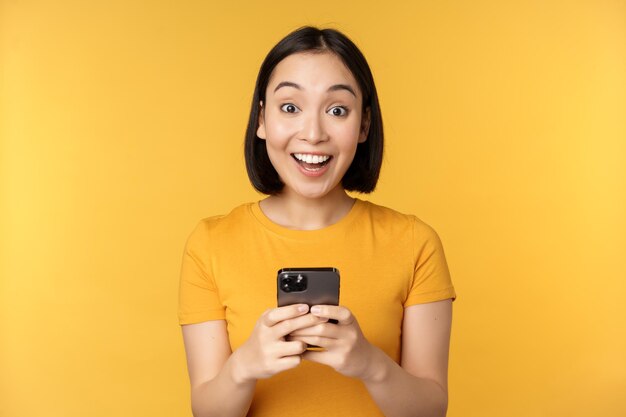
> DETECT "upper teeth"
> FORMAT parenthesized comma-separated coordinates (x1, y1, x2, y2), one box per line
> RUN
(293, 153, 331, 164)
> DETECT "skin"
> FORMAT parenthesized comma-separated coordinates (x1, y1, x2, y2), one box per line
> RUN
(182, 51, 453, 417)
(256, 51, 370, 230)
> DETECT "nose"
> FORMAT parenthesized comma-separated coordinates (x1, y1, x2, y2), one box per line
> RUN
(300, 111, 329, 144)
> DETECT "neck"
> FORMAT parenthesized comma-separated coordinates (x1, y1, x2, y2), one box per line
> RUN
(259, 187, 355, 230)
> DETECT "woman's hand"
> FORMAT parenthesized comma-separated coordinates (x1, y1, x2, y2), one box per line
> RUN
(232, 304, 328, 384)
(287, 305, 379, 381)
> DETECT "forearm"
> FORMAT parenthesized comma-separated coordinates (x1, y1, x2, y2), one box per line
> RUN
(190, 350, 256, 417)
(362, 347, 448, 417)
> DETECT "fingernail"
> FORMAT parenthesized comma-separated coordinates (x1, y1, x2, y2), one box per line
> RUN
(311, 306, 321, 314)
(298, 305, 309, 312)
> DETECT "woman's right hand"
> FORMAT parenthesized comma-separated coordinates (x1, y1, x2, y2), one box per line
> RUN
(231, 304, 327, 383)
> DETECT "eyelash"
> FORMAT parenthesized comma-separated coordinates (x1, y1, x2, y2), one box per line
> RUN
(280, 103, 349, 117)
(280, 104, 299, 114)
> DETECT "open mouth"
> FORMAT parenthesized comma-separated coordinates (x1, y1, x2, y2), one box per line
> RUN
(291, 153, 333, 171)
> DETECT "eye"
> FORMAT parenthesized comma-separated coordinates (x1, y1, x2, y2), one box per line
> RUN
(280, 103, 300, 113)
(328, 106, 348, 117)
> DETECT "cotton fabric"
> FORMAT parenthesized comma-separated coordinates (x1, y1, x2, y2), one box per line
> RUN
(178, 199, 456, 416)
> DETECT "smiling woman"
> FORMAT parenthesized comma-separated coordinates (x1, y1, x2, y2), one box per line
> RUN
(178, 26, 456, 417)
(245, 27, 384, 197)
(256, 52, 368, 200)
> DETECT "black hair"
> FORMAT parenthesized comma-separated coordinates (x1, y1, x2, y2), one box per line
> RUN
(244, 26, 384, 194)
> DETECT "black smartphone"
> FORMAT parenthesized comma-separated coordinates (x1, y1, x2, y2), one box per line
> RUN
(277, 267, 340, 325)
(277, 267, 340, 349)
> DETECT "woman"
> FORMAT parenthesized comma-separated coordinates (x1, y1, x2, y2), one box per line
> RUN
(178, 26, 456, 417)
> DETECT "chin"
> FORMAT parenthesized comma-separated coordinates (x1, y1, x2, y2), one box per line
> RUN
(289, 184, 335, 200)
(300, 182, 348, 201)
(295, 190, 330, 200)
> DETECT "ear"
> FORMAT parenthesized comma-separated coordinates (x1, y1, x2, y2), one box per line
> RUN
(358, 107, 371, 143)
(256, 101, 266, 140)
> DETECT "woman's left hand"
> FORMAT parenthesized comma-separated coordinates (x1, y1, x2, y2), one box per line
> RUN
(287, 305, 378, 380)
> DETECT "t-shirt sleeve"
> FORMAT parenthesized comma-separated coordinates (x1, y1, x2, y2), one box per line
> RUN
(178, 219, 226, 325)
(404, 217, 457, 307)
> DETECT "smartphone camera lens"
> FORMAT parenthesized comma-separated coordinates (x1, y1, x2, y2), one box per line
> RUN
(294, 274, 306, 291)
(281, 274, 307, 293)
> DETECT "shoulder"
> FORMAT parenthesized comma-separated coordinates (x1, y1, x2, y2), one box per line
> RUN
(359, 199, 410, 224)
(358, 199, 439, 239)
(185, 202, 255, 247)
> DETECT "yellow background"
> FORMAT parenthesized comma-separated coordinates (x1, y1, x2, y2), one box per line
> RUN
(1, 0, 625, 416)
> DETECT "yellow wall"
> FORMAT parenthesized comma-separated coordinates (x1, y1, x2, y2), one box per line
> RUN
(2, 1, 625, 416)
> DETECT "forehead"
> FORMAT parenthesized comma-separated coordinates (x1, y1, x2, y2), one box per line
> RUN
(267, 51, 361, 97)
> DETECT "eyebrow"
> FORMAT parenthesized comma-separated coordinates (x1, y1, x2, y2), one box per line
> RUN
(273, 81, 357, 98)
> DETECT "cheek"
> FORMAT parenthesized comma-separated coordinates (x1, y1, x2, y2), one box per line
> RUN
(265, 119, 297, 142)
(330, 122, 362, 146)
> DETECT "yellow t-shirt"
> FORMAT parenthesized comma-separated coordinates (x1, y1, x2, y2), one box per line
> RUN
(178, 199, 456, 416)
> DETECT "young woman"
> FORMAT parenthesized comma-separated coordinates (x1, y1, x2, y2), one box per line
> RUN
(178, 26, 456, 417)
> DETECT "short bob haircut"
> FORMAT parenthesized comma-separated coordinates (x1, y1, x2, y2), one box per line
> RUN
(244, 26, 384, 194)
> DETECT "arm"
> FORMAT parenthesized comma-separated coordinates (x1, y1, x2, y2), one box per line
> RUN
(181, 320, 255, 417)
(362, 299, 452, 417)
(181, 305, 327, 417)
(290, 299, 453, 417)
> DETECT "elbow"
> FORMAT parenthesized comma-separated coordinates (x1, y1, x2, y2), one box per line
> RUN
(189, 391, 204, 417)
(189, 380, 215, 417)
(420, 397, 447, 417)
(421, 378, 448, 417)
(434, 383, 449, 417)
(439, 398, 448, 417)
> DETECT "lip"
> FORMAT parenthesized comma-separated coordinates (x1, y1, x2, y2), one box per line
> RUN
(290, 153, 333, 177)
